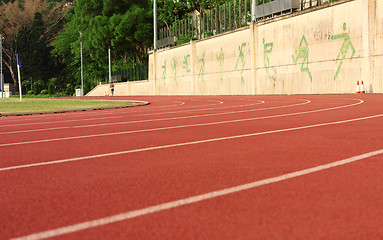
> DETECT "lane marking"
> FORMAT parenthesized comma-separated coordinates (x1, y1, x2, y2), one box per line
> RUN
(0, 115, 124, 129)
(136, 100, 261, 116)
(0, 100, 258, 130)
(0, 100, 148, 122)
(0, 99, 359, 147)
(1, 110, 382, 172)
(1, 99, 305, 135)
(10, 148, 383, 240)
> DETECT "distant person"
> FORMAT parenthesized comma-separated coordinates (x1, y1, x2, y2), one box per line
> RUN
(110, 82, 115, 96)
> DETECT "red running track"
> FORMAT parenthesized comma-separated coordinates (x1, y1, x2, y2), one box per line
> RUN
(1, 95, 383, 239)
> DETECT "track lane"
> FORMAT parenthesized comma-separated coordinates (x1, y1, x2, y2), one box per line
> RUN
(2, 95, 383, 240)
(0, 98, 362, 168)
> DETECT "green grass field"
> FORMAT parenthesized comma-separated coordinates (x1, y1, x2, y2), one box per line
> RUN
(0, 98, 133, 114)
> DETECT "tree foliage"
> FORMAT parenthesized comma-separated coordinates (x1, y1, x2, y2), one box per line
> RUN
(0, 0, 71, 87)
(51, 0, 153, 93)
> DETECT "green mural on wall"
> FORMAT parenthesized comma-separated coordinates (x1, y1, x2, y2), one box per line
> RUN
(263, 39, 274, 81)
(172, 58, 178, 86)
(331, 23, 355, 81)
(183, 54, 191, 73)
(216, 48, 225, 82)
(235, 42, 248, 85)
(198, 52, 206, 81)
(161, 60, 167, 82)
(292, 35, 312, 82)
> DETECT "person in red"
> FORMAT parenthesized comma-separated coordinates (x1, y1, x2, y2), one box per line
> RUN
(110, 82, 115, 96)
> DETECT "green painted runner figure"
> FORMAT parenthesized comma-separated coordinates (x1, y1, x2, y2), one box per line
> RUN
(216, 48, 225, 83)
(198, 52, 205, 81)
(292, 35, 312, 82)
(331, 23, 355, 81)
(183, 54, 191, 73)
(235, 42, 248, 85)
(172, 58, 178, 86)
(263, 39, 273, 81)
(161, 60, 167, 82)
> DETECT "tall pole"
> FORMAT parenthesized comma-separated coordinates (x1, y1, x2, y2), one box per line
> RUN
(79, 31, 84, 96)
(16, 53, 22, 102)
(108, 48, 111, 83)
(251, 0, 256, 23)
(0, 34, 4, 98)
(154, 0, 157, 50)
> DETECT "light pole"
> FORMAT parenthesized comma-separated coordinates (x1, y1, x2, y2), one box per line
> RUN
(108, 48, 111, 83)
(79, 31, 84, 96)
(0, 34, 4, 98)
(153, 0, 157, 50)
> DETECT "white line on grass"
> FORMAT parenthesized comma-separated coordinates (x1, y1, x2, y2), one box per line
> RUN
(10, 148, 383, 240)
(0, 99, 360, 147)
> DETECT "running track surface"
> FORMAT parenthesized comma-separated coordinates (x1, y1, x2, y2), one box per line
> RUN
(1, 95, 383, 240)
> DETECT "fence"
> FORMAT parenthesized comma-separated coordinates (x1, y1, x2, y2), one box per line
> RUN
(157, 0, 251, 48)
(105, 63, 148, 83)
(156, 0, 337, 48)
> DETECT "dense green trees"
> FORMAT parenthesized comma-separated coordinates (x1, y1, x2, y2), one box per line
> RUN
(0, 0, 71, 94)
(51, 0, 154, 94)
(0, 0, 227, 95)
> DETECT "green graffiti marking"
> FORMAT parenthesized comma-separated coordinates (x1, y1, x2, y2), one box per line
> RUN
(183, 54, 191, 73)
(161, 60, 167, 82)
(292, 35, 312, 82)
(216, 48, 225, 83)
(331, 23, 355, 81)
(172, 58, 178, 86)
(198, 52, 206, 82)
(235, 42, 248, 85)
(263, 39, 274, 81)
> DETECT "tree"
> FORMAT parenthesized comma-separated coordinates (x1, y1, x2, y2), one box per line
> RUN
(0, 0, 72, 87)
(52, 0, 153, 93)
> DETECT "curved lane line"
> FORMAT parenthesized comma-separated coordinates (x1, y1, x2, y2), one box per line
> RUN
(0, 100, 259, 130)
(2, 105, 381, 172)
(0, 99, 360, 147)
(0, 99, 267, 134)
(10, 148, 383, 240)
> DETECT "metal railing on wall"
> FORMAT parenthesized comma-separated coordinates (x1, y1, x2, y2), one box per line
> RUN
(157, 0, 251, 49)
(156, 0, 337, 48)
(105, 63, 148, 83)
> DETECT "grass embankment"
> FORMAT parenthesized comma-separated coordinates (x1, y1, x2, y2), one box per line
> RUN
(0, 98, 133, 115)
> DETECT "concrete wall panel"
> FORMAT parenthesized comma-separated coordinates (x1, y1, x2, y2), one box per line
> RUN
(88, 0, 383, 97)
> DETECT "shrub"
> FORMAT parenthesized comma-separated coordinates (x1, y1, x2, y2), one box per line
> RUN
(27, 90, 34, 95)
(40, 89, 48, 95)
(66, 83, 73, 96)
(33, 80, 45, 95)
(48, 78, 57, 95)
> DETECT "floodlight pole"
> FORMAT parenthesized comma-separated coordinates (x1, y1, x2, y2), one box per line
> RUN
(153, 0, 157, 50)
(251, 0, 256, 23)
(79, 31, 84, 96)
(0, 34, 4, 98)
(108, 48, 111, 83)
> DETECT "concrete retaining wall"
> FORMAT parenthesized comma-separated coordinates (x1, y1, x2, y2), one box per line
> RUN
(88, 0, 383, 96)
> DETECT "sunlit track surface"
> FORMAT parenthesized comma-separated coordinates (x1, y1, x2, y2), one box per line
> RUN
(2, 95, 383, 240)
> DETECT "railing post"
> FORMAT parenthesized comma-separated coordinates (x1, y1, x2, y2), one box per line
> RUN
(234, 0, 237, 29)
(229, 2, 232, 31)
(239, 0, 242, 27)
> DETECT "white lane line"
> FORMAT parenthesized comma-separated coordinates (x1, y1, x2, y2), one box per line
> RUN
(1, 110, 382, 172)
(0, 115, 124, 129)
(0, 100, 257, 130)
(136, 100, 262, 116)
(0, 100, 147, 123)
(0, 99, 360, 147)
(10, 148, 383, 240)
(0, 99, 298, 135)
